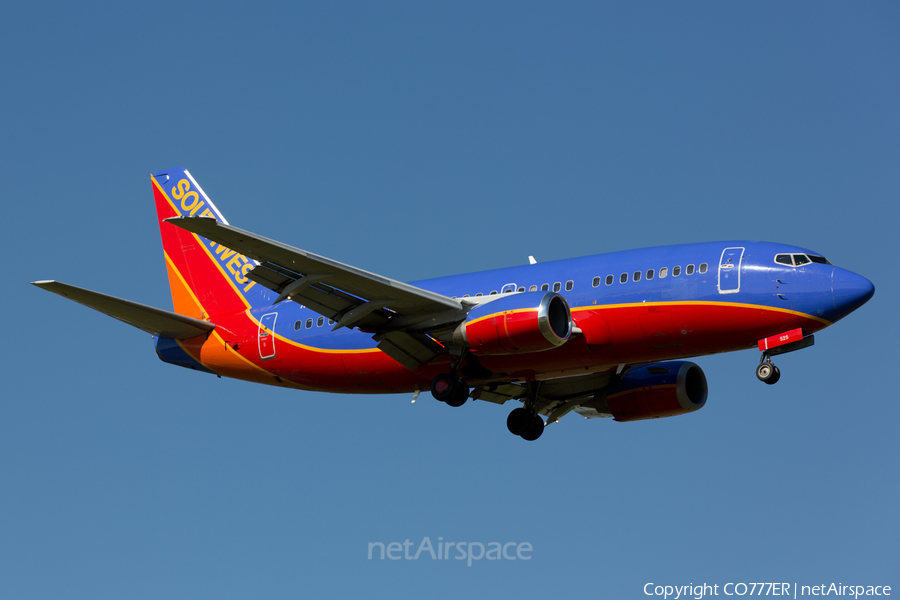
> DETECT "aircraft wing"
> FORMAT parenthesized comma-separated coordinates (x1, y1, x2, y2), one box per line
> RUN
(166, 216, 465, 368)
(31, 280, 216, 339)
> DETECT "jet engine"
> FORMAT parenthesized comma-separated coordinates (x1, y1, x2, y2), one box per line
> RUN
(452, 291, 572, 354)
(589, 361, 708, 421)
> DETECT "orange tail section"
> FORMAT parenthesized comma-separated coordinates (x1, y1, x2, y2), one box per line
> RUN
(151, 168, 273, 320)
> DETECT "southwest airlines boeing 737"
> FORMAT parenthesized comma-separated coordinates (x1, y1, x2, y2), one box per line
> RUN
(33, 168, 875, 441)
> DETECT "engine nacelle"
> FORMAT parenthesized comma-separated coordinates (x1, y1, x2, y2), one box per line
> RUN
(452, 291, 573, 355)
(597, 361, 708, 422)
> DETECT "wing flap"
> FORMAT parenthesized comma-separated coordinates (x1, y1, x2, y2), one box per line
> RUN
(472, 382, 526, 405)
(374, 332, 443, 371)
(31, 281, 215, 339)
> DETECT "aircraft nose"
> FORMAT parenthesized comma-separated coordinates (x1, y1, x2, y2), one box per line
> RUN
(832, 267, 875, 318)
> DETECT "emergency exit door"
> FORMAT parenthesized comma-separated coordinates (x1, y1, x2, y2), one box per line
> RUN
(258, 312, 277, 360)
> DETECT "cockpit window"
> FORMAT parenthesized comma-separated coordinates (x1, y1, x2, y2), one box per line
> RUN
(775, 253, 831, 267)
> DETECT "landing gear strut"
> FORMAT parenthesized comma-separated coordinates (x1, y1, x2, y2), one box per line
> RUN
(506, 383, 545, 441)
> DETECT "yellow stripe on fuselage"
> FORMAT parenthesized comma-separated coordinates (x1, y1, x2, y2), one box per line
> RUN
(250, 310, 382, 355)
(465, 307, 535, 327)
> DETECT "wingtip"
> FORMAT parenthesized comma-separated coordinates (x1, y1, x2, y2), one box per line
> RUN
(31, 280, 55, 287)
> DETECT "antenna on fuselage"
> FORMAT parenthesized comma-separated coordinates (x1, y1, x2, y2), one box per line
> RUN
(528, 256, 537, 265)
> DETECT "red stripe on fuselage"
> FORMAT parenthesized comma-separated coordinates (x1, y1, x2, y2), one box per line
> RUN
(182, 300, 828, 394)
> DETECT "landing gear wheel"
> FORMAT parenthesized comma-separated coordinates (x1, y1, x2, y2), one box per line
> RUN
(445, 383, 470, 408)
(507, 408, 532, 436)
(520, 415, 545, 441)
(756, 362, 780, 385)
(431, 374, 469, 406)
(431, 373, 455, 402)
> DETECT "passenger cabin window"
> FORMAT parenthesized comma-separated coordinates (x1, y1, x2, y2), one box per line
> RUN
(606, 275, 614, 286)
(699, 263, 708, 274)
(294, 320, 302, 331)
(633, 271, 641, 282)
(306, 318, 313, 329)
(646, 269, 654, 280)
(686, 264, 695, 275)
(317, 317, 324, 327)
(565, 280, 574, 291)
(541, 284, 549, 292)
(476, 292, 483, 297)
(620, 273, 628, 284)
(490, 291, 498, 295)
(529, 285, 537, 292)
(328, 319, 335, 325)
(673, 266, 681, 277)
(592, 277, 601, 287)
(517, 287, 525, 293)
(463, 294, 470, 297)
(659, 267, 668, 278)
(553, 282, 561, 292)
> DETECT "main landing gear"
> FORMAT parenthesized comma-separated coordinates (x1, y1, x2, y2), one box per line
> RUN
(507, 407, 544, 441)
(506, 382, 545, 441)
(431, 373, 470, 407)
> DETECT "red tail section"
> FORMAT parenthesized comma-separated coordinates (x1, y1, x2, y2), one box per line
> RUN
(152, 168, 271, 320)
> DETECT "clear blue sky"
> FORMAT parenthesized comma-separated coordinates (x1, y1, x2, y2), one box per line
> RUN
(1, 2, 897, 598)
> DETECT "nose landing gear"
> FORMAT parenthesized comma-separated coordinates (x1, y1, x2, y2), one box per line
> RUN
(754, 332, 815, 385)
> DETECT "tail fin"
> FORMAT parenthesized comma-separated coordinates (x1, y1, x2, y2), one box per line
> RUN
(152, 168, 272, 319)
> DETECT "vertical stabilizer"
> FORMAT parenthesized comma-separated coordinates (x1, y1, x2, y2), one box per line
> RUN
(151, 168, 272, 319)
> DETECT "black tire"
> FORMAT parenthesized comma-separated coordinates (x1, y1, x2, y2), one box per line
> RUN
(507, 408, 532, 436)
(756, 362, 776, 383)
(520, 415, 545, 441)
(445, 383, 470, 407)
(767, 365, 781, 385)
(431, 373, 456, 402)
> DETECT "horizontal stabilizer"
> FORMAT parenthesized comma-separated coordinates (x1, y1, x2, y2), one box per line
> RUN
(31, 281, 216, 339)
(164, 217, 463, 330)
